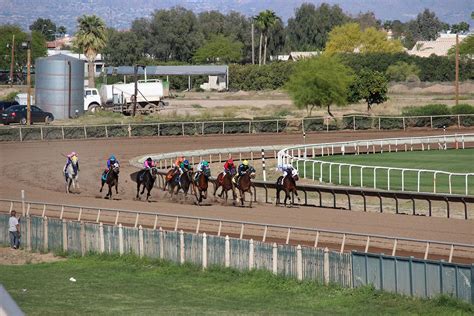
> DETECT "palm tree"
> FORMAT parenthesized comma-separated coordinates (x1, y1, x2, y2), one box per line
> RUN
(254, 10, 279, 65)
(74, 15, 107, 88)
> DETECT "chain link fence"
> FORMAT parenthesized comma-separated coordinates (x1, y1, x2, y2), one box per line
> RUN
(1, 114, 473, 142)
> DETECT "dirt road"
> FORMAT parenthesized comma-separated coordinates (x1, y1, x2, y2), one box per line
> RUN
(0, 129, 473, 252)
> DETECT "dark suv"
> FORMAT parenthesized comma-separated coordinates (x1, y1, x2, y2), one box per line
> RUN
(0, 101, 19, 114)
(1, 105, 54, 125)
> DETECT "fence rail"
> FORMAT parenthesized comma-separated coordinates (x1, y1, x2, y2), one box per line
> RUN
(1, 114, 474, 142)
(278, 133, 474, 196)
(1, 198, 472, 263)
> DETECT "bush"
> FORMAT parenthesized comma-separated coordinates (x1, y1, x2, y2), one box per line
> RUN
(451, 104, 474, 127)
(229, 62, 296, 91)
(402, 104, 450, 116)
(342, 114, 373, 130)
(379, 117, 404, 130)
(386, 61, 421, 82)
(402, 104, 453, 128)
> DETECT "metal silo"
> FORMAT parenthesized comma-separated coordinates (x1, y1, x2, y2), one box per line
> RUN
(35, 54, 85, 120)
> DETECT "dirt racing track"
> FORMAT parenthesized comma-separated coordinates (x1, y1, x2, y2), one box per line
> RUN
(0, 129, 473, 262)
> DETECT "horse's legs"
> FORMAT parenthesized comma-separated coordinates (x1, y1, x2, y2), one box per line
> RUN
(100, 179, 105, 192)
(239, 190, 244, 206)
(136, 182, 141, 199)
(293, 189, 301, 203)
(115, 182, 119, 194)
(249, 189, 253, 208)
(276, 188, 280, 205)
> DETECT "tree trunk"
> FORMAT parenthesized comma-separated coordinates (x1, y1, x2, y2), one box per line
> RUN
(88, 61, 95, 88)
(263, 34, 268, 65)
(327, 105, 334, 117)
(258, 32, 263, 66)
(367, 101, 372, 112)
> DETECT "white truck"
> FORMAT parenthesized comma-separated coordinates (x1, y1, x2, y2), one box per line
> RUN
(84, 79, 169, 114)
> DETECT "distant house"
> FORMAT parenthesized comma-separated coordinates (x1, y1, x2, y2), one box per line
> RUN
(271, 51, 320, 62)
(408, 33, 468, 58)
(46, 49, 105, 78)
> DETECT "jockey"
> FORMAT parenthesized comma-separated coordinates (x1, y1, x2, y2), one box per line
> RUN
(278, 163, 297, 185)
(233, 160, 251, 184)
(63, 152, 79, 178)
(179, 159, 191, 175)
(223, 158, 235, 176)
(194, 160, 209, 181)
(144, 157, 155, 169)
(173, 156, 185, 175)
(105, 155, 119, 172)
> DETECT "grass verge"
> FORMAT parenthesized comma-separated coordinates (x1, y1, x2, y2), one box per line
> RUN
(0, 253, 472, 315)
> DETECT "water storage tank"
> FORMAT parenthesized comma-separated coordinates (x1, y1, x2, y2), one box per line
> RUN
(35, 54, 85, 120)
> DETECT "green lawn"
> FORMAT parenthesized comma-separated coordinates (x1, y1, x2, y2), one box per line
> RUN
(0, 254, 472, 315)
(296, 149, 474, 195)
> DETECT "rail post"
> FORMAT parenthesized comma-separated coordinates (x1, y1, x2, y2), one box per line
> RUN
(21, 190, 25, 216)
(62, 219, 67, 253)
(159, 227, 164, 259)
(249, 239, 254, 270)
(118, 223, 124, 255)
(43, 216, 48, 252)
(225, 235, 230, 268)
(19, 127, 23, 141)
(261, 149, 266, 182)
(99, 222, 105, 253)
(180, 230, 185, 264)
(324, 247, 330, 285)
(202, 233, 207, 270)
(296, 245, 303, 281)
(272, 243, 278, 275)
(138, 225, 144, 257)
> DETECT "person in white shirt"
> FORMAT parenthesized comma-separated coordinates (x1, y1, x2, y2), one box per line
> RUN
(8, 210, 20, 249)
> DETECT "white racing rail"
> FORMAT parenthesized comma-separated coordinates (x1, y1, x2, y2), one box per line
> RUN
(278, 133, 474, 196)
(1, 198, 472, 263)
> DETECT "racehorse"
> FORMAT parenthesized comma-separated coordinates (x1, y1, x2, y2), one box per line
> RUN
(276, 171, 301, 207)
(168, 169, 193, 201)
(65, 158, 79, 193)
(163, 169, 175, 192)
(100, 162, 120, 199)
(136, 167, 159, 201)
(193, 167, 211, 205)
(213, 169, 236, 204)
(236, 167, 256, 207)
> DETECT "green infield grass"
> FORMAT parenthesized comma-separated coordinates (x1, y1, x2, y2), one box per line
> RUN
(295, 149, 474, 195)
(0, 253, 472, 315)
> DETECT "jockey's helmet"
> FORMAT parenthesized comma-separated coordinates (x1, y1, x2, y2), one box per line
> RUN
(183, 159, 189, 166)
(203, 161, 209, 166)
(110, 155, 116, 161)
(243, 160, 249, 166)
(71, 151, 77, 156)
(146, 157, 152, 162)
(227, 158, 233, 164)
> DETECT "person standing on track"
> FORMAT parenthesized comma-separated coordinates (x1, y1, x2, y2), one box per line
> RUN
(8, 210, 20, 249)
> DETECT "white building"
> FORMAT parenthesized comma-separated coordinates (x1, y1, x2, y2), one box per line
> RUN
(408, 33, 469, 58)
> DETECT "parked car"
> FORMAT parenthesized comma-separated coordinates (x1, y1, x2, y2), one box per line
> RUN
(0, 101, 19, 114)
(1, 105, 54, 125)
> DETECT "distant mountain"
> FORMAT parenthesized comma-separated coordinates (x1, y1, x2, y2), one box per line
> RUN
(1, 0, 472, 33)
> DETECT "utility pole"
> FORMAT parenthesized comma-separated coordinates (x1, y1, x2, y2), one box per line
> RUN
(26, 41, 32, 125)
(455, 33, 459, 106)
(251, 23, 255, 65)
(9, 34, 15, 87)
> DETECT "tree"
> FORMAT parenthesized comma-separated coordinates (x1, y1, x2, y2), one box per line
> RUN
(254, 10, 280, 65)
(451, 22, 470, 34)
(74, 15, 107, 88)
(193, 35, 242, 64)
(0, 25, 47, 77)
(325, 23, 404, 55)
(103, 28, 144, 66)
(131, 7, 203, 62)
(29, 18, 57, 41)
(348, 69, 388, 111)
(287, 3, 349, 51)
(57, 26, 67, 37)
(386, 61, 421, 81)
(286, 56, 353, 117)
(354, 11, 381, 30)
(404, 9, 443, 48)
(448, 35, 474, 58)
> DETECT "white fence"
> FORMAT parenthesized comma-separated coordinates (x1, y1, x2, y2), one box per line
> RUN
(278, 134, 474, 196)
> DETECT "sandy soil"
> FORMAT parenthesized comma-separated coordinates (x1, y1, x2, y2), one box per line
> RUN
(0, 247, 63, 265)
(0, 129, 473, 253)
